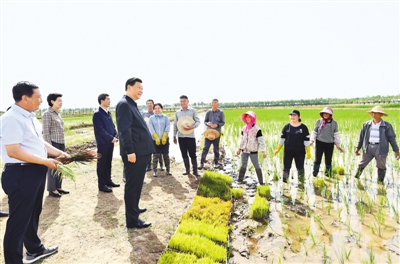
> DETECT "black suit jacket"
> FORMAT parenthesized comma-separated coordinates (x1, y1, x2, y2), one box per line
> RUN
(92, 107, 118, 145)
(116, 95, 154, 157)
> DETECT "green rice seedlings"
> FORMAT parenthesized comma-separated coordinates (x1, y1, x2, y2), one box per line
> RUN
(257, 185, 271, 199)
(377, 184, 387, 196)
(314, 215, 328, 235)
(322, 244, 328, 262)
(368, 247, 375, 264)
(366, 196, 374, 214)
(344, 248, 352, 261)
(334, 248, 345, 264)
(295, 226, 303, 242)
(231, 188, 244, 199)
(373, 207, 385, 237)
(338, 208, 343, 223)
(391, 204, 399, 224)
(56, 164, 77, 182)
(302, 241, 309, 256)
(378, 195, 388, 207)
(272, 171, 279, 182)
(355, 231, 362, 248)
(250, 194, 269, 220)
(309, 231, 319, 247)
(387, 251, 392, 264)
(327, 202, 332, 215)
(356, 201, 366, 224)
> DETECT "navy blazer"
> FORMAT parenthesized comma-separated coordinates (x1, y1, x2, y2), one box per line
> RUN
(116, 95, 154, 157)
(92, 107, 118, 145)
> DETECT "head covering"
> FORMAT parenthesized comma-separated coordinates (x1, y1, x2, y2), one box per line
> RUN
(319, 107, 333, 117)
(204, 129, 220, 141)
(241, 111, 256, 134)
(319, 107, 333, 130)
(367, 106, 388, 117)
(177, 116, 195, 134)
(289, 109, 300, 116)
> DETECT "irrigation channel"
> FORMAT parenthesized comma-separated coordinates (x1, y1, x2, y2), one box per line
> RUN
(208, 146, 400, 264)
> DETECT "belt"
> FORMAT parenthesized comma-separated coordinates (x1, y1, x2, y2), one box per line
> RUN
(369, 142, 380, 145)
(4, 163, 36, 167)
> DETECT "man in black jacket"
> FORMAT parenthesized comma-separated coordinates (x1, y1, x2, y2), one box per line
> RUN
(93, 93, 119, 193)
(116, 77, 154, 229)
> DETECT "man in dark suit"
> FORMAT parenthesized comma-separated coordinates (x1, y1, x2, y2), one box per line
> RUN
(93, 93, 120, 192)
(116, 77, 154, 229)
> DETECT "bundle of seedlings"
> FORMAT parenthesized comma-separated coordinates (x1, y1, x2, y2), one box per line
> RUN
(55, 150, 100, 182)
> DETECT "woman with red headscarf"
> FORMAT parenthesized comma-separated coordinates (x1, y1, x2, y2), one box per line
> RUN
(310, 107, 343, 177)
(236, 111, 267, 185)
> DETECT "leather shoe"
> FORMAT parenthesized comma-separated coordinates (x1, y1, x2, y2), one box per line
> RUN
(139, 208, 147, 214)
(106, 182, 120, 188)
(99, 186, 112, 193)
(146, 166, 152, 172)
(0, 211, 9, 217)
(57, 189, 70, 194)
(49, 191, 61, 198)
(127, 219, 151, 229)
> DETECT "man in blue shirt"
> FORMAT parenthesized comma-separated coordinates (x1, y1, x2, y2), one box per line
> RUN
(1, 81, 69, 264)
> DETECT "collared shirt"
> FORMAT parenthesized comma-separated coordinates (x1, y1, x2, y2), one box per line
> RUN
(369, 121, 381, 143)
(142, 111, 154, 119)
(148, 114, 170, 139)
(173, 107, 200, 138)
(204, 108, 225, 133)
(42, 107, 65, 144)
(0, 104, 47, 163)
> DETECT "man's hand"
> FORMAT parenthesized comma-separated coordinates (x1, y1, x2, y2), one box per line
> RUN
(183, 126, 193, 131)
(262, 152, 267, 159)
(395, 152, 400, 160)
(112, 137, 118, 143)
(310, 141, 314, 146)
(236, 149, 241, 155)
(173, 137, 177, 144)
(335, 144, 344, 153)
(355, 149, 360, 156)
(128, 153, 136, 163)
(44, 158, 60, 170)
(58, 151, 70, 159)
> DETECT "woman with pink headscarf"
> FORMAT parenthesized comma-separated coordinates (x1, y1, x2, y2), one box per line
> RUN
(236, 111, 267, 185)
(310, 107, 343, 177)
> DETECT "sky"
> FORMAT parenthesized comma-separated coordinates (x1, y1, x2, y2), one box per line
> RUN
(1, 0, 399, 111)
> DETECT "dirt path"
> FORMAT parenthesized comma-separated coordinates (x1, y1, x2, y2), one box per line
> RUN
(0, 158, 200, 264)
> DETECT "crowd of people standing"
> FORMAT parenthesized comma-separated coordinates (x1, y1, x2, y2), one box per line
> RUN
(0, 78, 399, 263)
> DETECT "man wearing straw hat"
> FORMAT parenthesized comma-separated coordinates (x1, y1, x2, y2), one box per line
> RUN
(198, 99, 225, 170)
(173, 95, 201, 177)
(354, 105, 400, 183)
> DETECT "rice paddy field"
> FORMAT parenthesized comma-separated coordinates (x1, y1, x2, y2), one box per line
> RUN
(222, 106, 400, 263)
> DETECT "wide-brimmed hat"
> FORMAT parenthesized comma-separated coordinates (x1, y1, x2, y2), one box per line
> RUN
(204, 129, 220, 141)
(320, 107, 333, 117)
(177, 116, 195, 134)
(367, 106, 388, 117)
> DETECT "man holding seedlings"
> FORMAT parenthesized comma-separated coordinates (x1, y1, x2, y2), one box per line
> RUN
(0, 81, 69, 263)
(116, 77, 154, 229)
(93, 93, 119, 193)
(198, 99, 225, 169)
(354, 106, 400, 183)
(173, 95, 201, 176)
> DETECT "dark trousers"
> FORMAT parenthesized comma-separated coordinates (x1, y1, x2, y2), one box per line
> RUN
(46, 141, 65, 191)
(200, 137, 220, 164)
(178, 137, 197, 159)
(97, 143, 114, 188)
(2, 164, 48, 264)
(122, 154, 149, 227)
(314, 140, 334, 166)
(283, 149, 305, 173)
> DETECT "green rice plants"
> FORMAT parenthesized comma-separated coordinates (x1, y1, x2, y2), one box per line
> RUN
(372, 207, 385, 237)
(250, 193, 269, 220)
(332, 166, 345, 175)
(338, 208, 343, 223)
(272, 171, 279, 182)
(302, 241, 309, 256)
(176, 219, 228, 244)
(314, 215, 328, 235)
(368, 247, 375, 264)
(168, 233, 227, 262)
(387, 251, 392, 264)
(391, 204, 399, 224)
(313, 178, 327, 195)
(231, 188, 244, 199)
(344, 248, 352, 261)
(356, 201, 366, 224)
(309, 231, 319, 247)
(257, 185, 271, 199)
(378, 195, 387, 207)
(158, 251, 197, 264)
(377, 184, 387, 196)
(327, 202, 332, 215)
(196, 258, 219, 264)
(197, 172, 232, 201)
(181, 196, 232, 226)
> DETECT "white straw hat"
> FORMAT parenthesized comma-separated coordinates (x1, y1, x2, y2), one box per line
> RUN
(177, 116, 195, 134)
(367, 106, 388, 117)
(204, 129, 220, 141)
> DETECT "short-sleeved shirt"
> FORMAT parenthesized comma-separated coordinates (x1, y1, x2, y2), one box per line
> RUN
(0, 104, 47, 163)
(280, 123, 310, 151)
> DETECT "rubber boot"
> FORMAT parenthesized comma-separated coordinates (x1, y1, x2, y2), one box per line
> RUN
(313, 163, 320, 177)
(183, 158, 190, 175)
(146, 155, 152, 172)
(255, 168, 264, 185)
(164, 153, 172, 175)
(377, 168, 386, 183)
(325, 165, 332, 178)
(282, 170, 289, 183)
(298, 169, 305, 189)
(153, 169, 158, 177)
(192, 158, 200, 177)
(238, 167, 246, 183)
(152, 154, 160, 170)
(159, 154, 165, 171)
(354, 166, 364, 179)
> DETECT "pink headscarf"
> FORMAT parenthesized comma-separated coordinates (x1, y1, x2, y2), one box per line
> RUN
(319, 107, 333, 130)
(241, 111, 256, 134)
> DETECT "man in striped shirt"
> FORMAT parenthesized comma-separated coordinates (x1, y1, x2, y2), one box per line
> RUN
(355, 106, 400, 183)
(173, 95, 201, 176)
